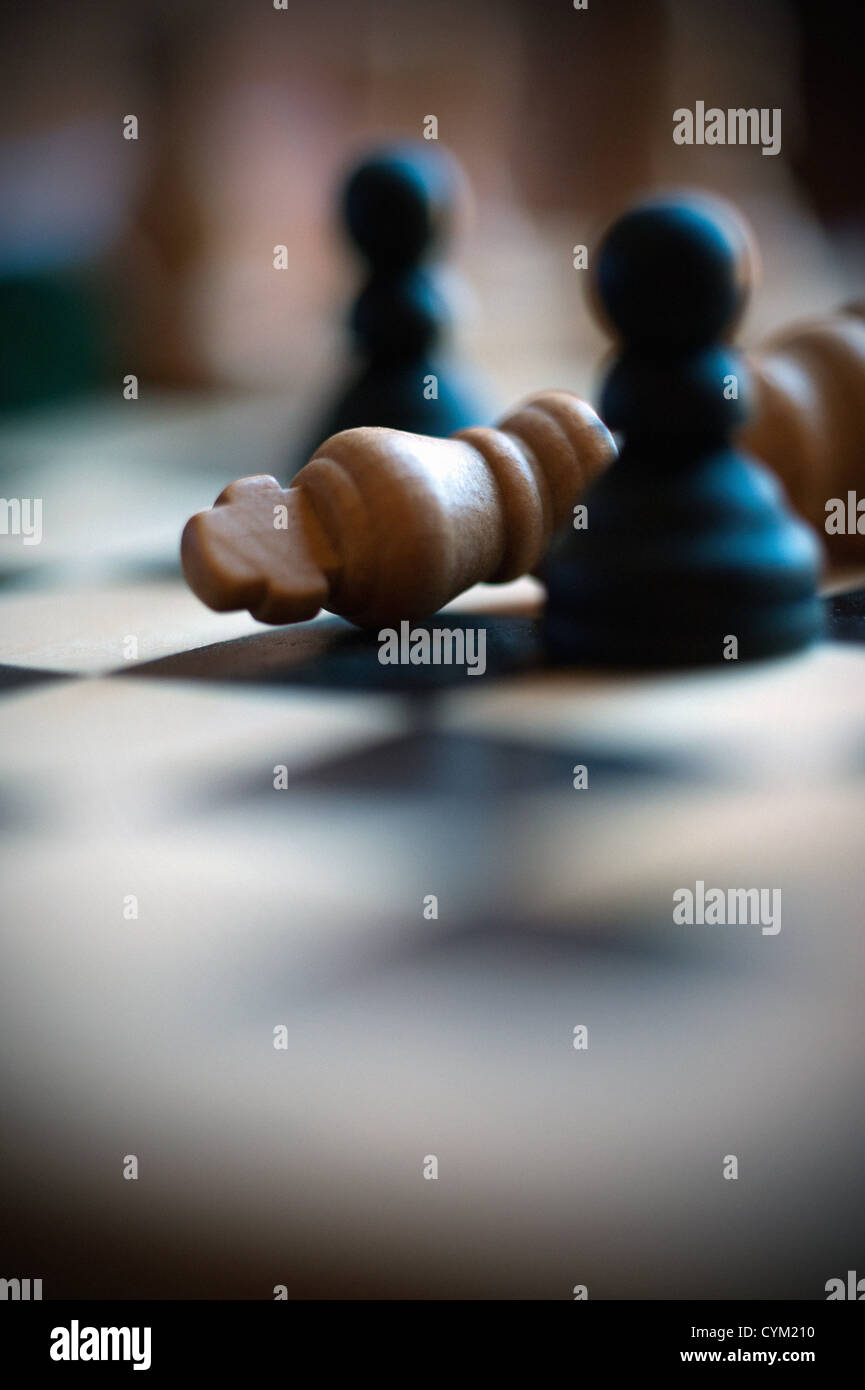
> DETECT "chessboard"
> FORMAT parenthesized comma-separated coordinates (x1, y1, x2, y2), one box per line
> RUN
(2, 393, 865, 1300)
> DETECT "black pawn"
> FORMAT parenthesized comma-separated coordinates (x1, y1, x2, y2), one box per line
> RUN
(543, 195, 823, 666)
(300, 143, 486, 466)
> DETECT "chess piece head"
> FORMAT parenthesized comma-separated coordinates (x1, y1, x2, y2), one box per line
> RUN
(344, 144, 462, 273)
(343, 144, 464, 364)
(296, 142, 486, 462)
(543, 193, 823, 667)
(592, 193, 756, 351)
(594, 194, 759, 446)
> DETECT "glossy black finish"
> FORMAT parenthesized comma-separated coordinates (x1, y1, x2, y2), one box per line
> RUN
(544, 196, 824, 667)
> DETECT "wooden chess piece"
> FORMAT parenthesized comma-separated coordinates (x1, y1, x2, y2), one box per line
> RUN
(184, 392, 614, 628)
(743, 304, 865, 556)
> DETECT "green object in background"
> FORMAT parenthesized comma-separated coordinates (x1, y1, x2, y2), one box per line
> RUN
(0, 268, 112, 413)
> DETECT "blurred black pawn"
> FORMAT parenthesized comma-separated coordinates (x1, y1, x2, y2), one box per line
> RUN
(297, 142, 487, 469)
(542, 194, 823, 667)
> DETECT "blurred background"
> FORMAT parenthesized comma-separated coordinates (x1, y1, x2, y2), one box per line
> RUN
(2, 0, 865, 422)
(3, 0, 865, 586)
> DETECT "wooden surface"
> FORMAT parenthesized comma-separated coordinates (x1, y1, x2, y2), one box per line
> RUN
(181, 392, 614, 627)
(1, 394, 865, 1298)
(746, 306, 865, 552)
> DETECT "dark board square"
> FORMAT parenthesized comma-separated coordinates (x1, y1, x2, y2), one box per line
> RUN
(825, 586, 865, 643)
(286, 728, 572, 795)
(0, 664, 71, 695)
(219, 727, 684, 803)
(117, 614, 542, 692)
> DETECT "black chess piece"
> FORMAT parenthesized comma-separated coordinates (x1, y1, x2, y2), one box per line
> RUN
(297, 142, 487, 469)
(542, 195, 824, 666)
